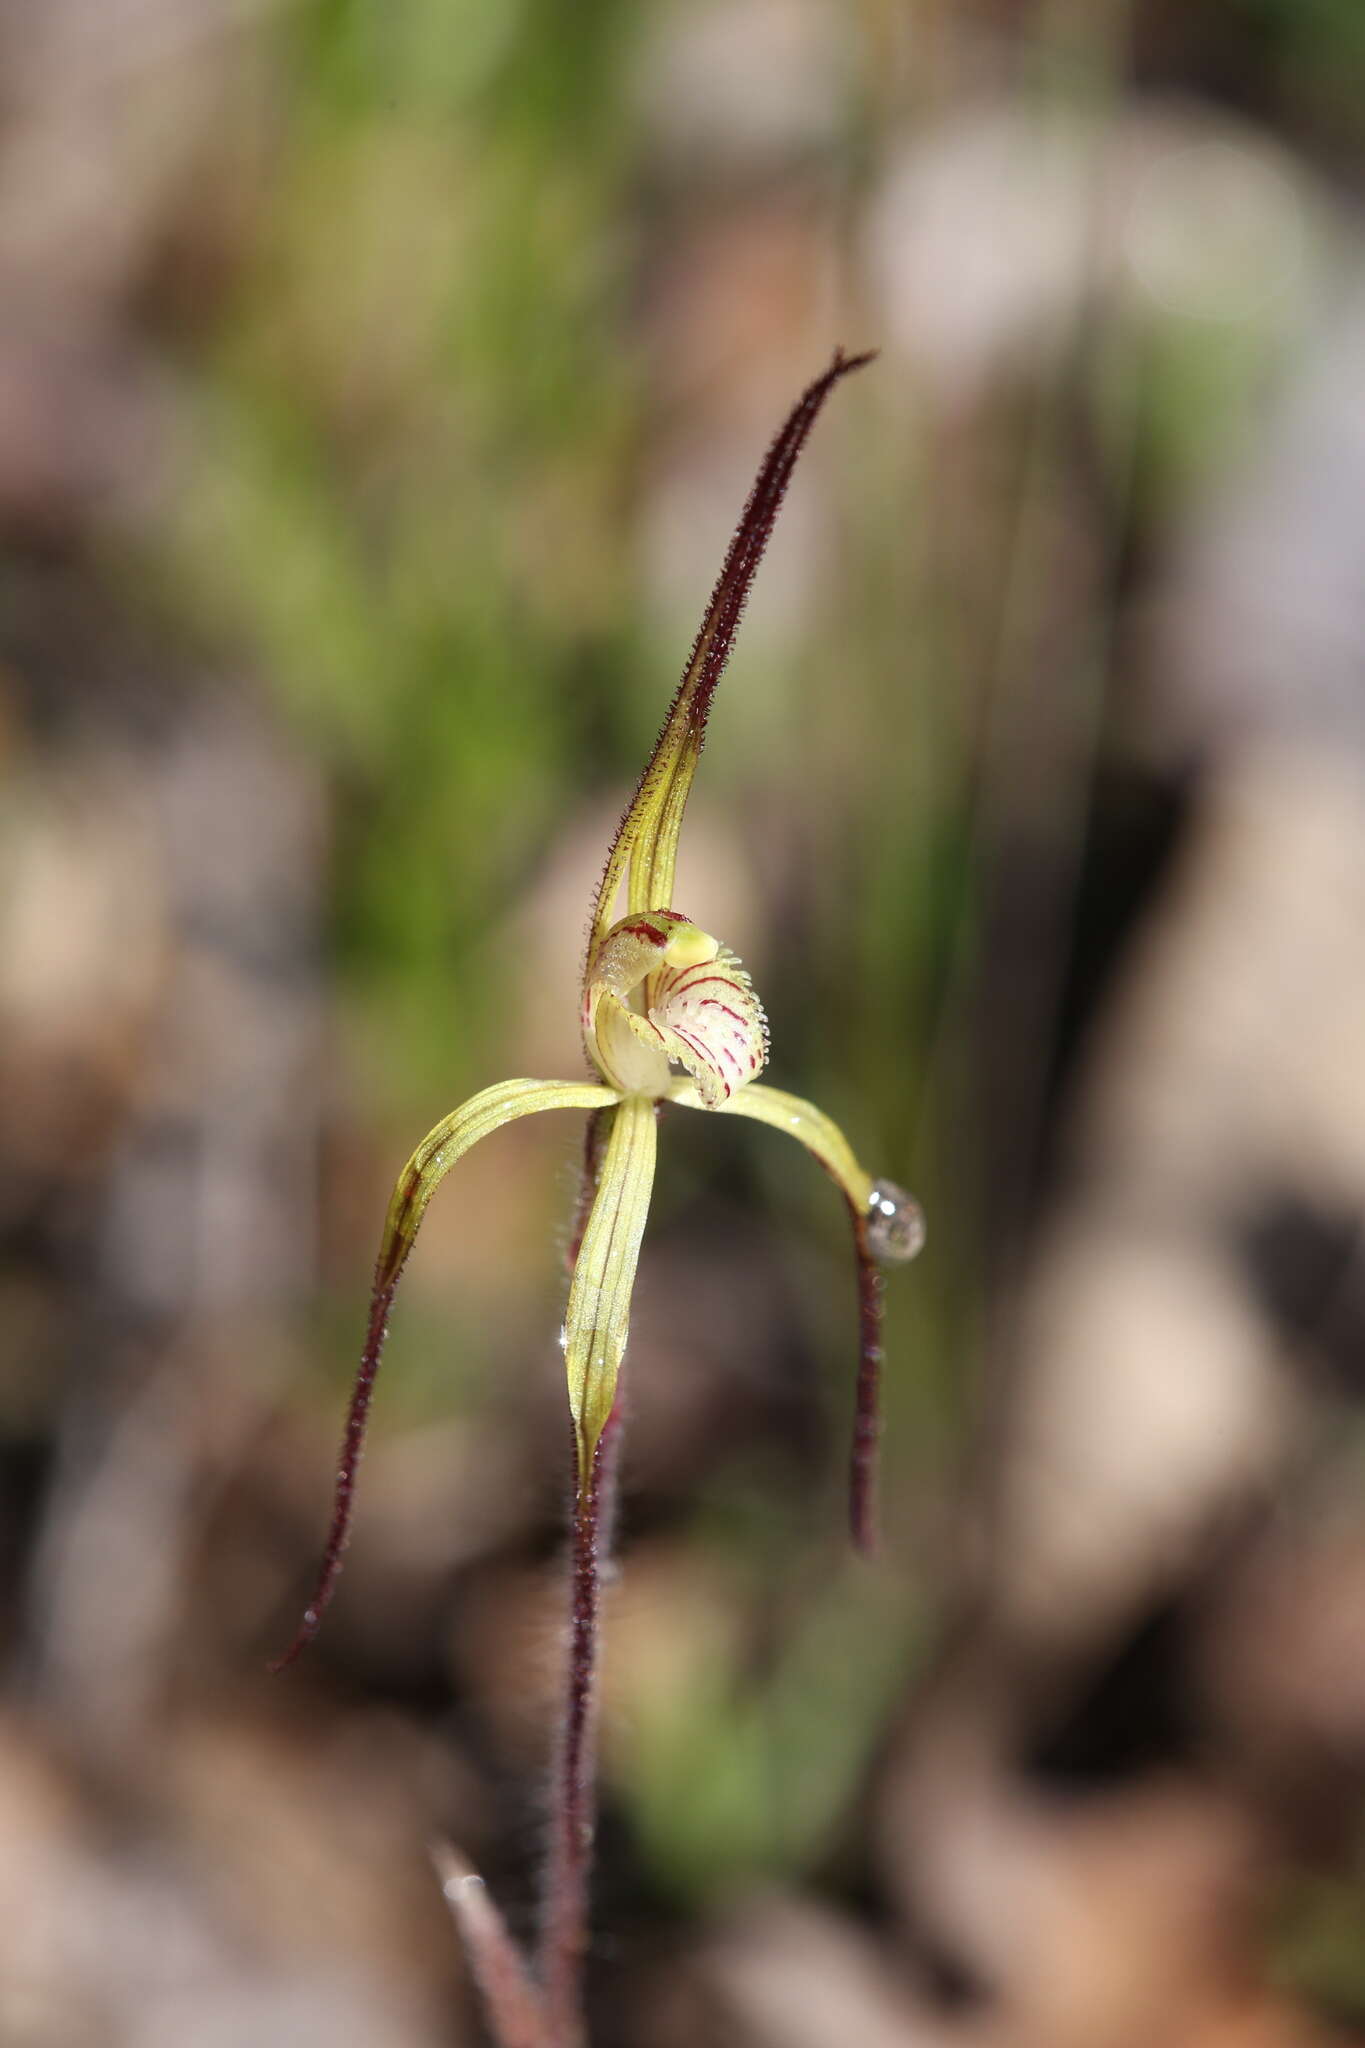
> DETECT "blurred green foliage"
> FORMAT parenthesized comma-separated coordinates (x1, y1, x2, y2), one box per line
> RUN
(167, 0, 646, 1105)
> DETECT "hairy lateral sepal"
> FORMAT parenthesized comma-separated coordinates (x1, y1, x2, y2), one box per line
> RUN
(669, 1078, 923, 1553)
(271, 1077, 619, 1669)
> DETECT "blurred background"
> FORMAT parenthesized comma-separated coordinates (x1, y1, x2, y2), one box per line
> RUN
(2, 0, 1365, 2041)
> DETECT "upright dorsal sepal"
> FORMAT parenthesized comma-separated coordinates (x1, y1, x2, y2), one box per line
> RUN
(586, 349, 876, 963)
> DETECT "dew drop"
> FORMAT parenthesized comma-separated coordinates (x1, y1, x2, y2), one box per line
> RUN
(866, 1180, 925, 1263)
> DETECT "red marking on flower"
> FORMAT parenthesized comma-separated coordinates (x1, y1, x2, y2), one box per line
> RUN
(700, 998, 747, 1028)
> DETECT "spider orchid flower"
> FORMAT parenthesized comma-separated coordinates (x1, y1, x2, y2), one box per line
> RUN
(275, 347, 923, 1677)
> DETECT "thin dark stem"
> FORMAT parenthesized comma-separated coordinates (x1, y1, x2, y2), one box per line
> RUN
(540, 1413, 622, 2047)
(848, 1212, 885, 1555)
(270, 1270, 398, 1671)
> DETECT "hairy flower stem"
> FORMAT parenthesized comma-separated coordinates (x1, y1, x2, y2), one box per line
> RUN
(541, 1414, 621, 2047)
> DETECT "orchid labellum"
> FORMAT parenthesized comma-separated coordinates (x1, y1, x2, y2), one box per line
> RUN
(275, 348, 923, 2048)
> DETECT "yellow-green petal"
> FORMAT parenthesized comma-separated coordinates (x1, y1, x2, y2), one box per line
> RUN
(377, 1078, 622, 1291)
(669, 1077, 870, 1201)
(563, 1094, 658, 1480)
(667, 1077, 924, 1261)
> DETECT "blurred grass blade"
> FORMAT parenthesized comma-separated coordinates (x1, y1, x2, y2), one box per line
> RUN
(588, 348, 875, 955)
(272, 1077, 618, 1669)
(432, 1842, 551, 2048)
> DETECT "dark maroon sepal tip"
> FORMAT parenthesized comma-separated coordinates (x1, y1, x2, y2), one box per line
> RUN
(847, 1212, 885, 1558)
(267, 1605, 323, 1675)
(268, 1270, 398, 1674)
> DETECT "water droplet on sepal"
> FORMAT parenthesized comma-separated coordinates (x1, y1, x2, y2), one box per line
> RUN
(866, 1180, 925, 1263)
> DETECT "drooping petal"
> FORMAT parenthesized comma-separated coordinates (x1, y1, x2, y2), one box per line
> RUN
(563, 1093, 657, 1478)
(583, 911, 768, 1105)
(272, 1077, 619, 1669)
(376, 1079, 621, 1288)
(669, 1079, 870, 1200)
(587, 349, 875, 961)
(667, 1077, 923, 1550)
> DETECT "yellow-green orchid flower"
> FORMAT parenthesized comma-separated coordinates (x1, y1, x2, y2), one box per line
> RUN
(275, 346, 923, 1673)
